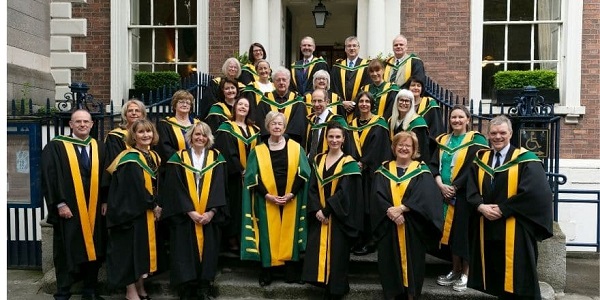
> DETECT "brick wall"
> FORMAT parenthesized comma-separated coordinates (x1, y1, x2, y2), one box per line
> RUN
(71, 0, 111, 104)
(560, 1, 600, 159)
(208, 0, 240, 76)
(400, 0, 471, 99)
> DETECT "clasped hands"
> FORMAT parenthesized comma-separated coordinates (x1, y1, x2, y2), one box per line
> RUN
(387, 205, 407, 225)
(478, 204, 503, 221)
(265, 193, 294, 206)
(187, 210, 214, 225)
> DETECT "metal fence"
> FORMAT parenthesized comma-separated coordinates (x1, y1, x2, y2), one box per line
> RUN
(425, 76, 599, 252)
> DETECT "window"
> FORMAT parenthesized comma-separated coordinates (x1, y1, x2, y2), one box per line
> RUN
(481, 0, 561, 99)
(129, 0, 198, 78)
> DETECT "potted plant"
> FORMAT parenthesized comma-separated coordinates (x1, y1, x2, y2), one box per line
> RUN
(493, 70, 559, 105)
(129, 71, 181, 103)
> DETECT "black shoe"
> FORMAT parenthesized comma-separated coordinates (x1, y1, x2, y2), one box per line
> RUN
(259, 269, 272, 287)
(82, 295, 106, 300)
(353, 243, 376, 256)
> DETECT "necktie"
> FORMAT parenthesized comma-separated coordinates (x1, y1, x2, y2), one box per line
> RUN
(303, 59, 309, 75)
(80, 145, 90, 169)
(390, 60, 399, 82)
(494, 152, 502, 168)
(309, 116, 320, 159)
(348, 60, 354, 68)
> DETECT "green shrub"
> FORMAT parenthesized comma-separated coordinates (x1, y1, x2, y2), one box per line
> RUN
(234, 52, 250, 65)
(134, 71, 181, 90)
(493, 70, 557, 89)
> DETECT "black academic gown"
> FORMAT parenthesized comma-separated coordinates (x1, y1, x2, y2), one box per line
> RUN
(214, 121, 261, 240)
(361, 82, 399, 120)
(467, 147, 553, 299)
(383, 55, 426, 89)
(158, 149, 228, 286)
(371, 161, 444, 299)
(302, 154, 363, 296)
(104, 128, 128, 166)
(330, 58, 372, 103)
(290, 57, 328, 95)
(105, 149, 160, 288)
(204, 101, 234, 134)
(428, 132, 488, 260)
(416, 97, 444, 156)
(255, 91, 307, 144)
(41, 136, 106, 289)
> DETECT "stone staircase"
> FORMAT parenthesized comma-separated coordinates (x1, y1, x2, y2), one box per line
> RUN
(41, 251, 503, 299)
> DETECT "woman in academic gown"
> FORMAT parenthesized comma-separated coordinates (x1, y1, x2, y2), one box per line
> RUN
(105, 119, 162, 300)
(158, 121, 228, 300)
(430, 105, 488, 291)
(388, 89, 431, 164)
(240, 111, 311, 287)
(360, 59, 400, 120)
(371, 131, 444, 300)
(104, 98, 146, 165)
(347, 91, 391, 256)
(302, 121, 363, 300)
(204, 77, 240, 133)
(214, 97, 261, 253)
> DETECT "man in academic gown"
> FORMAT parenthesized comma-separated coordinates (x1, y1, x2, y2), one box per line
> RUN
(467, 115, 553, 299)
(290, 36, 328, 95)
(42, 109, 106, 300)
(383, 34, 426, 89)
(305, 88, 356, 162)
(330, 36, 372, 119)
(254, 66, 307, 144)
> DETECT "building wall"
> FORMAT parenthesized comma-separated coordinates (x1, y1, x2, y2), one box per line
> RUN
(400, 0, 471, 100)
(71, 0, 111, 103)
(560, 1, 600, 159)
(208, 0, 240, 76)
(7, 0, 55, 106)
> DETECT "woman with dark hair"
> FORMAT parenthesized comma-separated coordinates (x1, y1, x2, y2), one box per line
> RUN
(204, 77, 241, 133)
(407, 76, 444, 155)
(360, 59, 400, 120)
(430, 105, 488, 292)
(240, 111, 310, 287)
(214, 97, 261, 253)
(371, 131, 444, 300)
(106, 119, 162, 300)
(239, 42, 267, 85)
(302, 121, 363, 300)
(158, 121, 228, 300)
(203, 58, 245, 120)
(347, 91, 391, 256)
(241, 59, 273, 119)
(388, 89, 431, 164)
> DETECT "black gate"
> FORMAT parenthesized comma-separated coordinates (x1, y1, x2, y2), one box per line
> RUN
(7, 72, 211, 269)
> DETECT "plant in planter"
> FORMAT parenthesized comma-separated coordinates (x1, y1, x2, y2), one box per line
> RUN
(129, 71, 181, 103)
(493, 70, 559, 104)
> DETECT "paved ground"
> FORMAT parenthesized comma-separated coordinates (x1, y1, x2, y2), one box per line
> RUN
(7, 253, 599, 299)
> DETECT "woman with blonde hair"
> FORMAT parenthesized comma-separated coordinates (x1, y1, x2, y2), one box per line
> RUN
(159, 121, 228, 299)
(388, 89, 431, 164)
(106, 119, 162, 300)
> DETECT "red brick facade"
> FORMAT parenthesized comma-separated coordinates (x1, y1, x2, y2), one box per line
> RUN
(208, 0, 240, 75)
(71, 0, 112, 103)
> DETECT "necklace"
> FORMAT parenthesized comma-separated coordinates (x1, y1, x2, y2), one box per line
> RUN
(268, 138, 284, 145)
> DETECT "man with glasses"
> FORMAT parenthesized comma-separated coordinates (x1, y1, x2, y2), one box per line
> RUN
(290, 36, 328, 95)
(330, 36, 372, 120)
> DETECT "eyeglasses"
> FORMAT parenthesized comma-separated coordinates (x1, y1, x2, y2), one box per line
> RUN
(396, 144, 412, 149)
(315, 77, 327, 81)
(397, 99, 411, 104)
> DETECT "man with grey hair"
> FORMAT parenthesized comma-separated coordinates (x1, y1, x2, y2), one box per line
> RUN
(384, 34, 426, 89)
(466, 115, 553, 299)
(290, 36, 328, 95)
(330, 36, 372, 119)
(255, 66, 307, 144)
